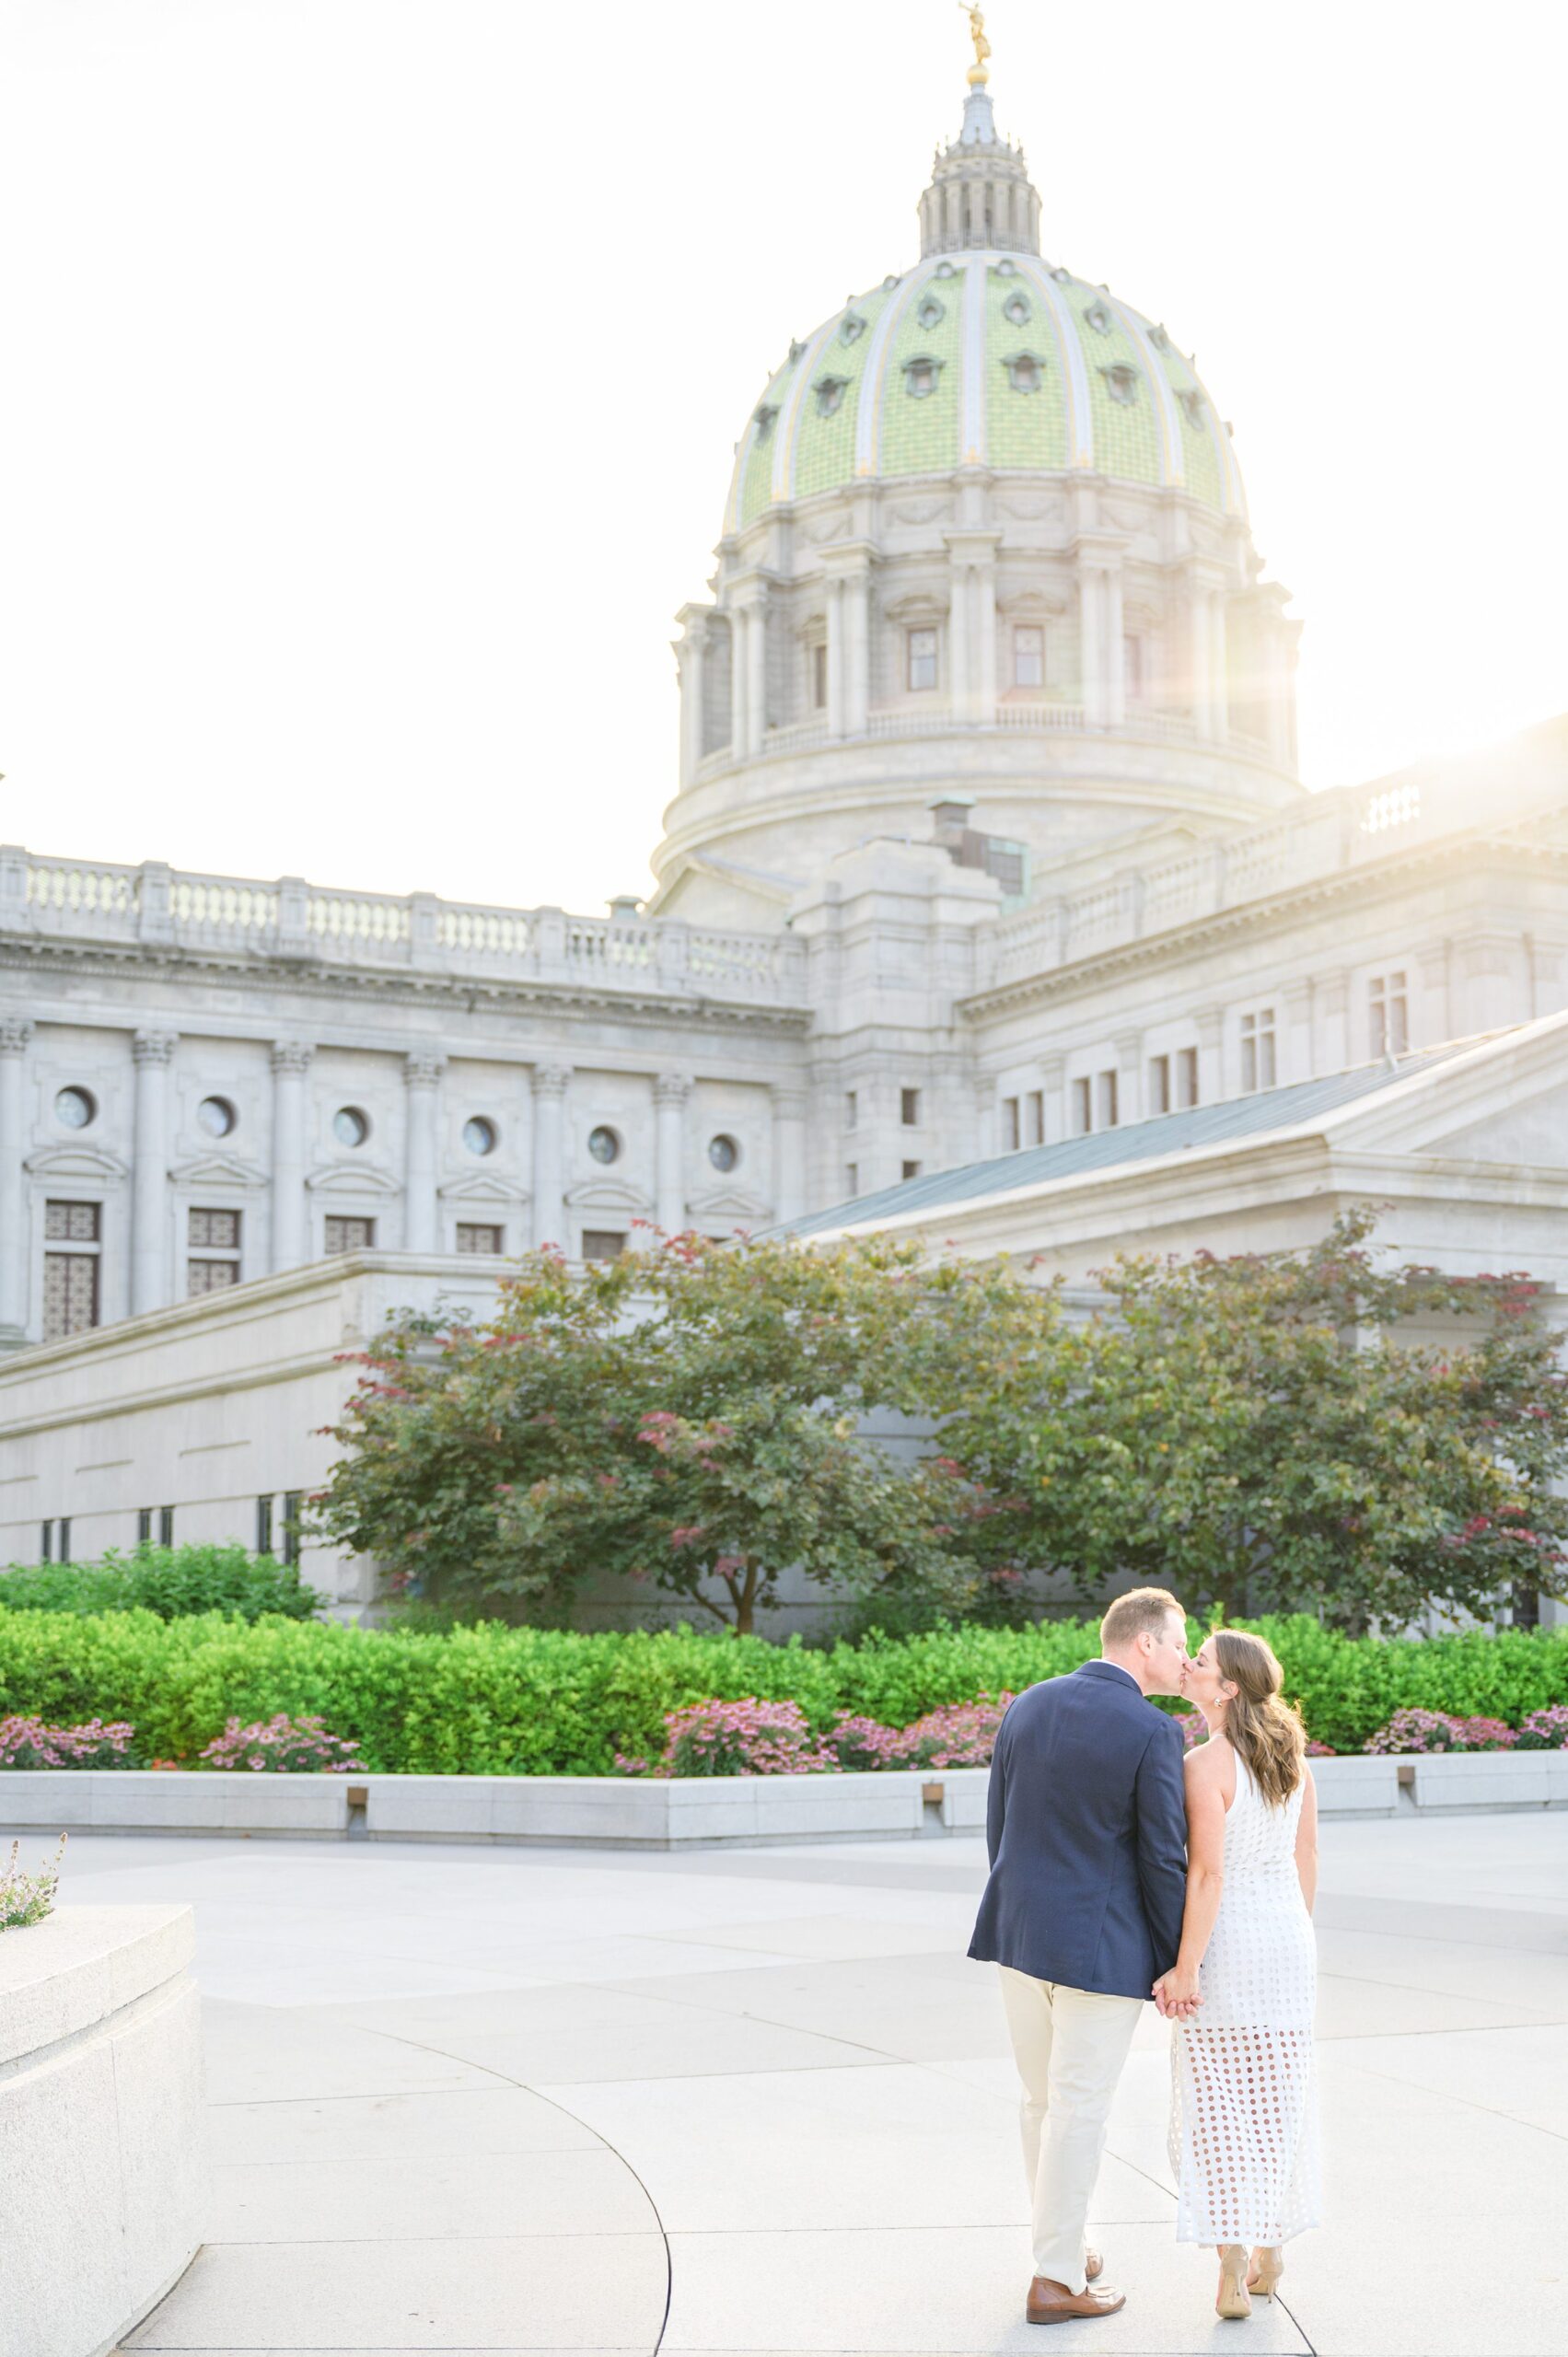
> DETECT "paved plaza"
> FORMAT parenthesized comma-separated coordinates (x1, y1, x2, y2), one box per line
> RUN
(38, 1810, 1562, 2357)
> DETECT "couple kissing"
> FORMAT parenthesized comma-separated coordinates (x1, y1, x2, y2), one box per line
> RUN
(969, 1586, 1320, 2326)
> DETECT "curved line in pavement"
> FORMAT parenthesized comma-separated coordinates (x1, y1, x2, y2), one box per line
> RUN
(365, 2027, 674, 2356)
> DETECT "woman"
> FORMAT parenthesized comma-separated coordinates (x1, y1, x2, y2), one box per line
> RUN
(1154, 1629, 1320, 2321)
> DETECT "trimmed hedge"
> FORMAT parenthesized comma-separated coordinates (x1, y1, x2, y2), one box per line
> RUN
(0, 1608, 1563, 1772)
(0, 1545, 321, 1623)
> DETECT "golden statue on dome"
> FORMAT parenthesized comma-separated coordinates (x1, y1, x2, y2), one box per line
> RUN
(958, 2, 992, 86)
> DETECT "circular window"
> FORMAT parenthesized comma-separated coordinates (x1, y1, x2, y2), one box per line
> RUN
(462, 1116, 497, 1157)
(197, 1096, 236, 1138)
(708, 1133, 739, 1173)
(333, 1106, 369, 1148)
(587, 1125, 621, 1166)
(54, 1086, 96, 1130)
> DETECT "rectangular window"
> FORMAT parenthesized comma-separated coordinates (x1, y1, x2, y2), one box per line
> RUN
(1239, 1007, 1277, 1093)
(845, 1163, 859, 1197)
(811, 641, 828, 710)
(41, 1519, 53, 1563)
(189, 1206, 239, 1249)
(58, 1517, 71, 1564)
(580, 1229, 627, 1262)
(46, 1200, 101, 1242)
(1003, 1096, 1021, 1152)
(1026, 1089, 1045, 1147)
(43, 1198, 102, 1343)
(188, 1258, 239, 1296)
(1013, 625, 1044, 689)
(1123, 633, 1144, 702)
(1178, 1046, 1200, 1109)
(844, 1089, 858, 1131)
(137, 1507, 153, 1545)
(1097, 1070, 1120, 1130)
(158, 1506, 174, 1547)
(1072, 1076, 1092, 1135)
(281, 1492, 302, 1568)
(900, 1087, 920, 1127)
(1369, 969, 1410, 1055)
(456, 1223, 504, 1255)
(324, 1215, 376, 1255)
(907, 627, 938, 691)
(901, 1160, 921, 1181)
(43, 1249, 99, 1341)
(1148, 1053, 1171, 1116)
(256, 1494, 274, 1555)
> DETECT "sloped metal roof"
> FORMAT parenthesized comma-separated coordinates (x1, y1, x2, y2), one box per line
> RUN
(780, 1039, 1494, 1239)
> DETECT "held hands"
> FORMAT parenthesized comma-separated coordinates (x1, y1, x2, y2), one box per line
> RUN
(1153, 1965, 1202, 2020)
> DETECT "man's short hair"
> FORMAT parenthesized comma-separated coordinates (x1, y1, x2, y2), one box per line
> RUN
(1099, 1585, 1183, 1653)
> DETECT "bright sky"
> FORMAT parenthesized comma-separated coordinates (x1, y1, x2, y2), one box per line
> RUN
(1, 0, 1562, 915)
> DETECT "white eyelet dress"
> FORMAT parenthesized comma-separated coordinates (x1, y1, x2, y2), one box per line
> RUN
(1169, 1753, 1321, 2248)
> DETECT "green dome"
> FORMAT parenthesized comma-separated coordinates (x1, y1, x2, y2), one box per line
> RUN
(726, 250, 1245, 533)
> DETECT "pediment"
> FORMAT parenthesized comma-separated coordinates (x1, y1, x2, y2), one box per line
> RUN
(564, 1177, 654, 1213)
(438, 1170, 531, 1207)
(168, 1150, 269, 1190)
(24, 1143, 130, 1182)
(1323, 1018, 1568, 1167)
(1396, 1080, 1568, 1168)
(687, 1182, 772, 1220)
(305, 1159, 404, 1197)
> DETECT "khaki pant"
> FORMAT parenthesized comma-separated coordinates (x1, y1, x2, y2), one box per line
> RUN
(998, 1966, 1144, 2291)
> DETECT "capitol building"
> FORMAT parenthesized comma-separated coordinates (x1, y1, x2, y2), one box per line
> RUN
(4, 52, 1567, 1608)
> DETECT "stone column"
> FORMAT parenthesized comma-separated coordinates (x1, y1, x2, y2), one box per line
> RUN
(1104, 566, 1126, 727)
(677, 612, 708, 786)
(1314, 969, 1349, 1073)
(130, 1030, 177, 1315)
(975, 557, 998, 721)
(654, 1072, 692, 1237)
(0, 1018, 33, 1343)
(728, 606, 749, 758)
(1418, 939, 1453, 1045)
(530, 1063, 571, 1250)
(1209, 592, 1230, 740)
(1078, 565, 1105, 725)
(269, 1042, 313, 1271)
(771, 1086, 808, 1222)
(947, 565, 970, 720)
(745, 591, 769, 757)
(1282, 979, 1315, 1084)
(402, 1051, 445, 1253)
(826, 578, 846, 738)
(1194, 1006, 1225, 1108)
(1037, 1051, 1066, 1144)
(1113, 1028, 1142, 1127)
(843, 569, 871, 735)
(1190, 588, 1214, 737)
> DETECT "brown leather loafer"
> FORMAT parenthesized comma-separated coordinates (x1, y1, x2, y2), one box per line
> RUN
(1086, 2247, 1104, 2282)
(1027, 2274, 1127, 2324)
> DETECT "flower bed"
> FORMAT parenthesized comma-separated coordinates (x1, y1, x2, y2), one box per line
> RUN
(0, 1607, 1562, 1776)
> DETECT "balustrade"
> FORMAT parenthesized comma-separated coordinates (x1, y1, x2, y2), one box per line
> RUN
(4, 853, 805, 1007)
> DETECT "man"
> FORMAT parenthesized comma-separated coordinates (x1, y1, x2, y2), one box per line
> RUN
(969, 1586, 1190, 2325)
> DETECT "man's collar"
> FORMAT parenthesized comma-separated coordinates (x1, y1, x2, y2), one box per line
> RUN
(1080, 1658, 1144, 1696)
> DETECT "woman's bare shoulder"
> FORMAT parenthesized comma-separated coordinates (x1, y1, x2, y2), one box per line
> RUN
(1185, 1734, 1237, 1797)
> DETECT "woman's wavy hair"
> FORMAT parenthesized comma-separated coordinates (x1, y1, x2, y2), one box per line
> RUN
(1213, 1629, 1307, 1807)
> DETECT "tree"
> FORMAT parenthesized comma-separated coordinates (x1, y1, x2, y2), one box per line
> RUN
(937, 1208, 1568, 1630)
(313, 1230, 1047, 1633)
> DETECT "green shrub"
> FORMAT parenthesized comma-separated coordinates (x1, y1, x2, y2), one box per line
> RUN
(0, 1605, 1562, 1772)
(0, 1545, 322, 1623)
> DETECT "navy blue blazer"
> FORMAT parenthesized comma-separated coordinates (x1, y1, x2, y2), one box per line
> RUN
(968, 1659, 1188, 1999)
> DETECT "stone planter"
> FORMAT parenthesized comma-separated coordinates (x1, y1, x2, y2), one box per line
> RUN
(0, 1750, 1560, 1851)
(0, 1903, 207, 2357)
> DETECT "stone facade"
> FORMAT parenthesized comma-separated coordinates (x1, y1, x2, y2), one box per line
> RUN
(3, 64, 1568, 1611)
